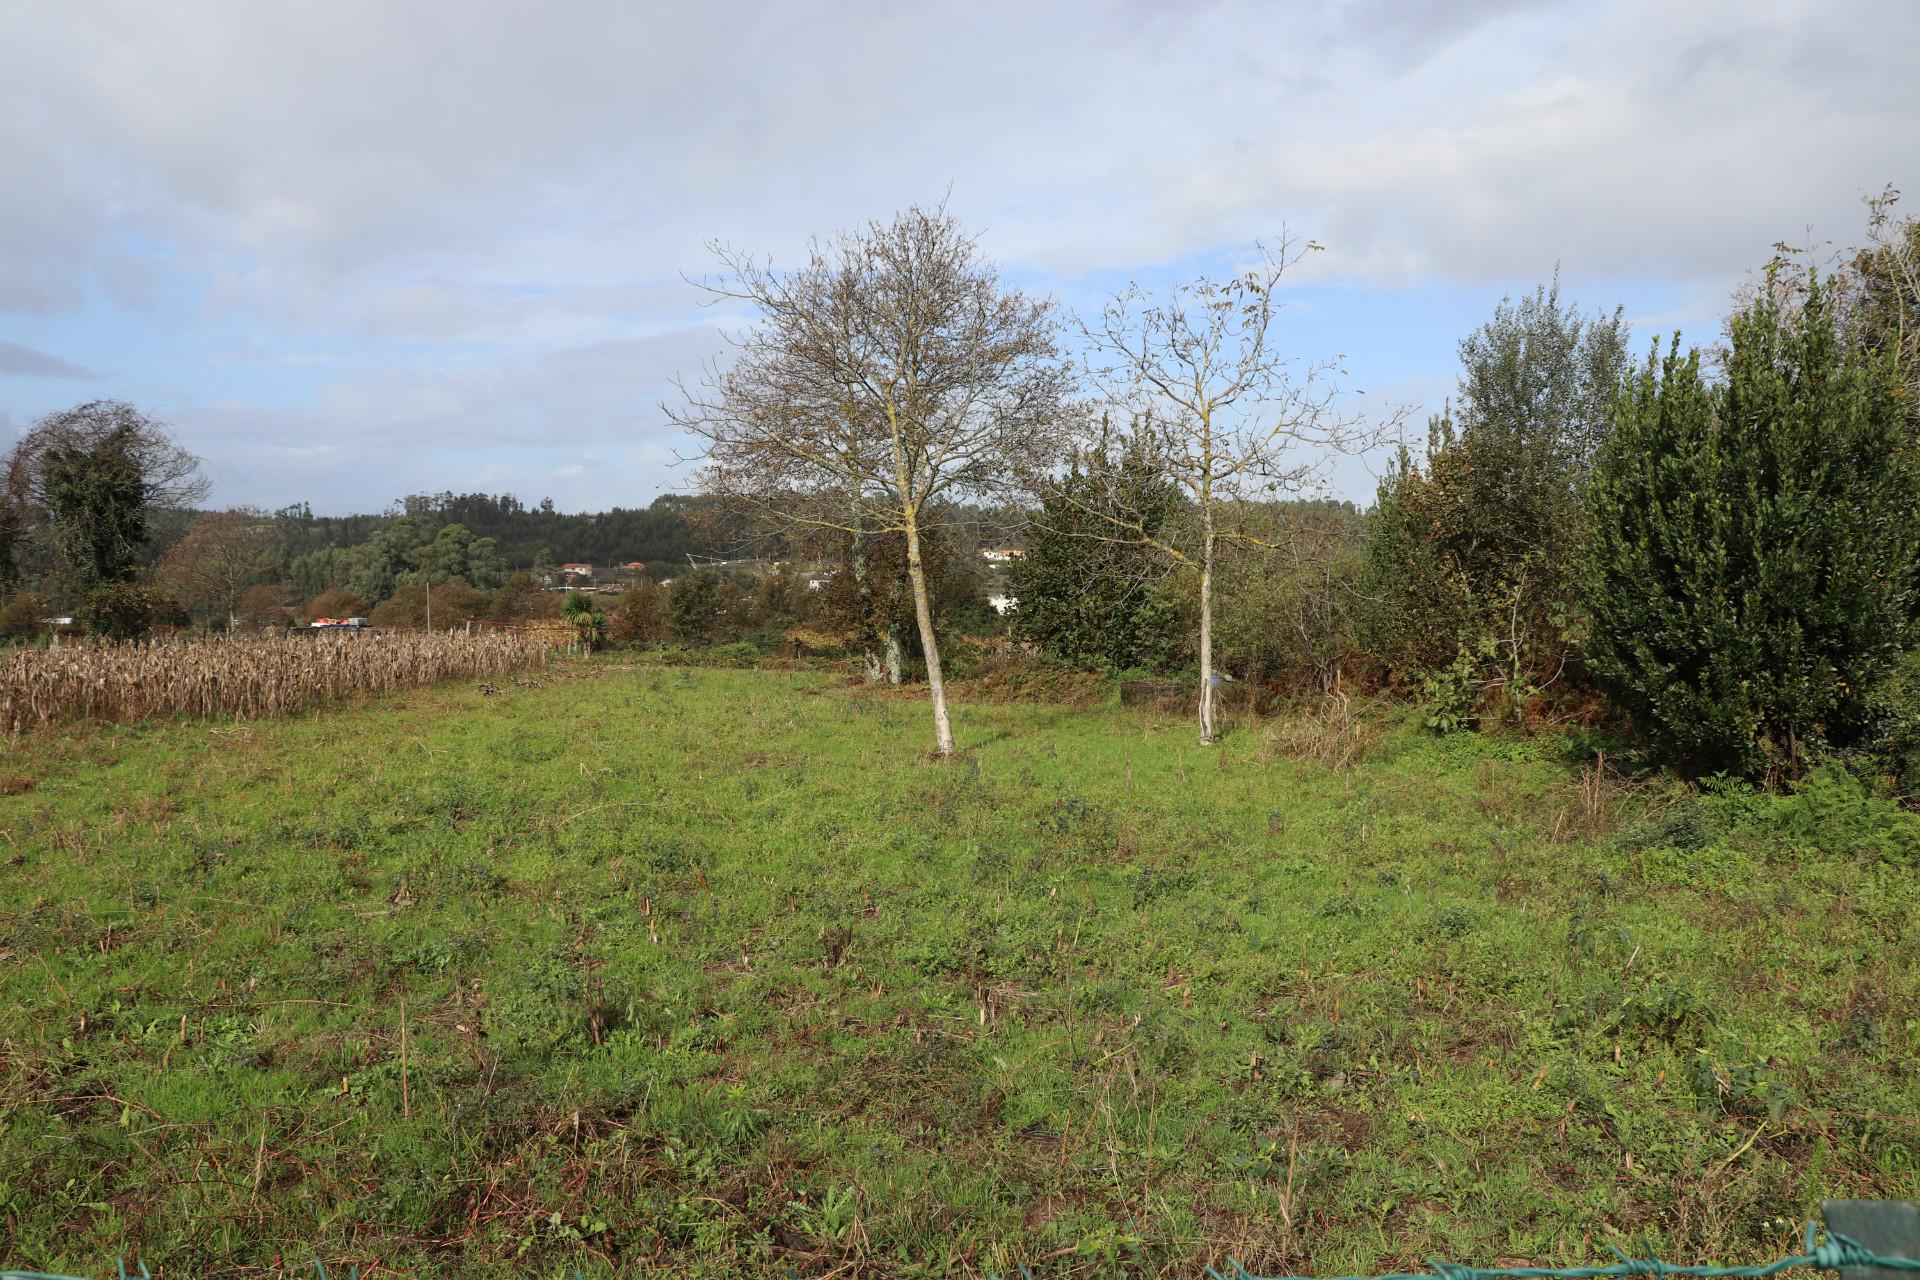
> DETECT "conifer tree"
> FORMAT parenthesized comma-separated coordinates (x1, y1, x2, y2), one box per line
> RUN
(1011, 429, 1182, 672)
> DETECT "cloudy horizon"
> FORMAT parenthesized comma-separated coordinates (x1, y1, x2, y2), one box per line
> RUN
(1, 0, 1914, 515)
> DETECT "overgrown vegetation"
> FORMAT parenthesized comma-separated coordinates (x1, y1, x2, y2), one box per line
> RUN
(1009, 428, 1184, 674)
(1363, 281, 1629, 697)
(2, 666, 1914, 1277)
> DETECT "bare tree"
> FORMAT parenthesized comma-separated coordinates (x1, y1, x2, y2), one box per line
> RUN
(671, 205, 1072, 755)
(1854, 185, 1919, 417)
(156, 507, 280, 631)
(1073, 237, 1397, 744)
(1741, 184, 1918, 416)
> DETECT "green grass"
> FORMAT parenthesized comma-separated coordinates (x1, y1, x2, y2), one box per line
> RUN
(1, 662, 1916, 1278)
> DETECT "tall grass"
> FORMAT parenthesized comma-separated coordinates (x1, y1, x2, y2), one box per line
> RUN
(1, 631, 550, 734)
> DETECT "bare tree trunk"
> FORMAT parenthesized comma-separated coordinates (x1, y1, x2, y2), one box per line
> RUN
(885, 625, 905, 685)
(902, 511, 955, 756)
(850, 521, 883, 684)
(1198, 510, 1217, 746)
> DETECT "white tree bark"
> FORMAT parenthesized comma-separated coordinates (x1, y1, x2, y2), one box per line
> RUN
(903, 510, 955, 756)
(1198, 508, 1217, 745)
(884, 626, 905, 686)
(1065, 235, 1392, 750)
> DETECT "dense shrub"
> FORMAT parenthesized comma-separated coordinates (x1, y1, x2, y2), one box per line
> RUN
(1364, 282, 1629, 701)
(82, 583, 187, 639)
(1630, 765, 1920, 865)
(708, 641, 761, 667)
(1013, 435, 1183, 673)
(306, 587, 369, 621)
(668, 570, 726, 644)
(1211, 501, 1366, 694)
(813, 523, 984, 678)
(369, 579, 490, 631)
(487, 572, 562, 624)
(237, 583, 299, 630)
(0, 592, 51, 640)
(608, 578, 666, 647)
(1586, 276, 1920, 777)
(1868, 649, 1920, 797)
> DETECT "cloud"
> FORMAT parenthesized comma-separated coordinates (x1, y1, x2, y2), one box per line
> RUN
(0, 0, 1912, 510)
(7, 0, 1910, 314)
(0, 340, 98, 380)
(167, 325, 720, 511)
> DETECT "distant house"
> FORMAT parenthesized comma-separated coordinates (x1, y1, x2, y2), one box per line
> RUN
(621, 560, 646, 571)
(806, 571, 835, 590)
(988, 593, 1017, 615)
(981, 548, 1024, 563)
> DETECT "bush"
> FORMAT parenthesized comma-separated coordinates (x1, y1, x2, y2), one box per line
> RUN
(1363, 282, 1628, 695)
(966, 651, 1112, 705)
(0, 592, 51, 640)
(488, 573, 561, 625)
(1866, 648, 1920, 797)
(1419, 646, 1479, 735)
(81, 583, 188, 640)
(1586, 276, 1920, 777)
(608, 579, 665, 647)
(237, 583, 298, 631)
(1014, 435, 1184, 672)
(708, 641, 760, 667)
(561, 590, 609, 650)
(1212, 501, 1367, 694)
(1761, 763, 1919, 862)
(306, 587, 368, 621)
(668, 571, 724, 644)
(370, 580, 489, 631)
(1621, 763, 1919, 875)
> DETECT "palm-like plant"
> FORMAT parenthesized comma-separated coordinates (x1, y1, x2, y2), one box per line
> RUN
(561, 590, 609, 652)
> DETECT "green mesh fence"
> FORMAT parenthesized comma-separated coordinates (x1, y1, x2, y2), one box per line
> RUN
(2, 1207, 1916, 1280)
(1201, 1219, 1920, 1280)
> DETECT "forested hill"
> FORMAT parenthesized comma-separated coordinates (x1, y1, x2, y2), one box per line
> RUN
(269, 492, 727, 570)
(262, 491, 1031, 572)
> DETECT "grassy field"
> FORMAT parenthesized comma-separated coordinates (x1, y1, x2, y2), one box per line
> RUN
(2, 661, 1917, 1278)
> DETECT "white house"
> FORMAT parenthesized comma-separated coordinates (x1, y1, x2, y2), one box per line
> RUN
(988, 593, 1017, 615)
(981, 548, 1024, 563)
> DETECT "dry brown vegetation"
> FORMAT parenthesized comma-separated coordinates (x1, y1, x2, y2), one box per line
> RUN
(1, 630, 551, 735)
(1259, 690, 1377, 770)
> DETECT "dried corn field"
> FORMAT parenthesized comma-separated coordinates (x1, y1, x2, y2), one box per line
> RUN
(1, 630, 552, 735)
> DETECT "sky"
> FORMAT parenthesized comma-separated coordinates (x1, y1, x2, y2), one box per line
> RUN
(0, 0, 1914, 515)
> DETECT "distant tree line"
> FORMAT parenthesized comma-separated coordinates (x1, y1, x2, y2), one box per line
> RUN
(270, 491, 728, 573)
